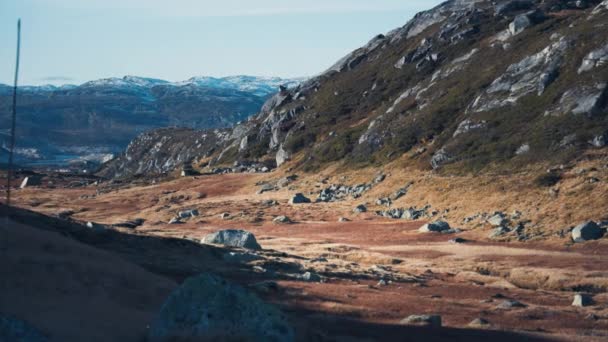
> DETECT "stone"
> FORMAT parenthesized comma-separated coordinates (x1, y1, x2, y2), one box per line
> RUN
(590, 133, 607, 148)
(178, 209, 199, 219)
(289, 193, 311, 204)
(300, 272, 322, 282)
(219, 212, 230, 219)
(488, 213, 508, 227)
(148, 274, 294, 342)
(338, 217, 350, 222)
(353, 205, 367, 213)
(202, 230, 262, 250)
(449, 238, 467, 244)
(273, 216, 292, 224)
(453, 119, 487, 137)
(468, 318, 490, 328)
(515, 144, 530, 155)
(431, 148, 452, 169)
(276, 145, 291, 167)
(86, 221, 106, 232)
(578, 43, 608, 74)
(419, 221, 451, 233)
(400, 315, 442, 328)
(572, 221, 603, 242)
(168, 217, 182, 225)
(508, 13, 532, 36)
(489, 226, 510, 239)
(0, 315, 48, 342)
(497, 299, 526, 309)
(572, 293, 593, 307)
(19, 176, 42, 189)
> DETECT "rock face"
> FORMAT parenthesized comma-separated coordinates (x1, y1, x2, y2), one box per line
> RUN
(572, 221, 604, 242)
(471, 37, 569, 113)
(276, 145, 290, 166)
(419, 221, 451, 233)
(0, 315, 48, 342)
(202, 230, 262, 250)
(148, 273, 294, 342)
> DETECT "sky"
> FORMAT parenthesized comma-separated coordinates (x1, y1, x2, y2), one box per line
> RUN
(0, 0, 443, 86)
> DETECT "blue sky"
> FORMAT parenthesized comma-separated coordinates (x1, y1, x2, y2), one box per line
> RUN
(0, 0, 443, 85)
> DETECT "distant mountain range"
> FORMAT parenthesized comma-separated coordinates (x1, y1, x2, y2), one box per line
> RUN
(0, 75, 303, 168)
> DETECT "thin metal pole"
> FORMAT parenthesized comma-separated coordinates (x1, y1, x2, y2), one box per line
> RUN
(6, 19, 21, 207)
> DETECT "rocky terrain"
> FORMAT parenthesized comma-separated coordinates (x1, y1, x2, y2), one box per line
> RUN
(3, 0, 608, 341)
(0, 76, 300, 168)
(102, 0, 608, 178)
(3, 165, 608, 341)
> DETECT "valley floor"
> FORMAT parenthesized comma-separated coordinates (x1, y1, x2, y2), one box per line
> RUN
(3, 166, 608, 341)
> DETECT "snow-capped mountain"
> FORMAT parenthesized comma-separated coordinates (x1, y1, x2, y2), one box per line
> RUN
(0, 75, 303, 167)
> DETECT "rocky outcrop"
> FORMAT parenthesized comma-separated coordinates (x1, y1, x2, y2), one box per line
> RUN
(148, 273, 294, 341)
(547, 83, 608, 117)
(578, 43, 608, 73)
(471, 36, 569, 112)
(201, 230, 262, 250)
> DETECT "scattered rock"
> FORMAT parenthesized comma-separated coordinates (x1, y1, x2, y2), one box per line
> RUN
(449, 238, 467, 244)
(178, 209, 199, 219)
(353, 205, 367, 213)
(202, 230, 262, 250)
(338, 217, 350, 222)
(497, 299, 526, 309)
(19, 176, 42, 189)
(468, 318, 490, 328)
(219, 212, 230, 220)
(148, 273, 294, 342)
(168, 217, 182, 225)
(431, 148, 452, 169)
(400, 315, 442, 328)
(572, 221, 604, 242)
(86, 221, 107, 232)
(487, 213, 508, 227)
(419, 221, 451, 233)
(289, 193, 311, 204)
(257, 183, 276, 194)
(299, 272, 322, 282)
(489, 226, 510, 239)
(273, 216, 293, 224)
(572, 293, 593, 307)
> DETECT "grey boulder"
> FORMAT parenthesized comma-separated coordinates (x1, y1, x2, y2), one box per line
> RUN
(288, 193, 311, 204)
(572, 221, 604, 242)
(148, 273, 294, 342)
(202, 230, 262, 250)
(400, 314, 442, 328)
(419, 221, 451, 233)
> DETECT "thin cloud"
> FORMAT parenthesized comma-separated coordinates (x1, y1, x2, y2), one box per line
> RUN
(39, 76, 75, 82)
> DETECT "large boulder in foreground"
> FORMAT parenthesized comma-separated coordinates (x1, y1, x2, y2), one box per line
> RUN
(148, 274, 294, 342)
(0, 315, 48, 342)
(202, 230, 261, 250)
(572, 221, 603, 242)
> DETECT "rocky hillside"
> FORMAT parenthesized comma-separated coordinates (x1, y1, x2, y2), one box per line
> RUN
(101, 0, 608, 178)
(0, 76, 300, 167)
